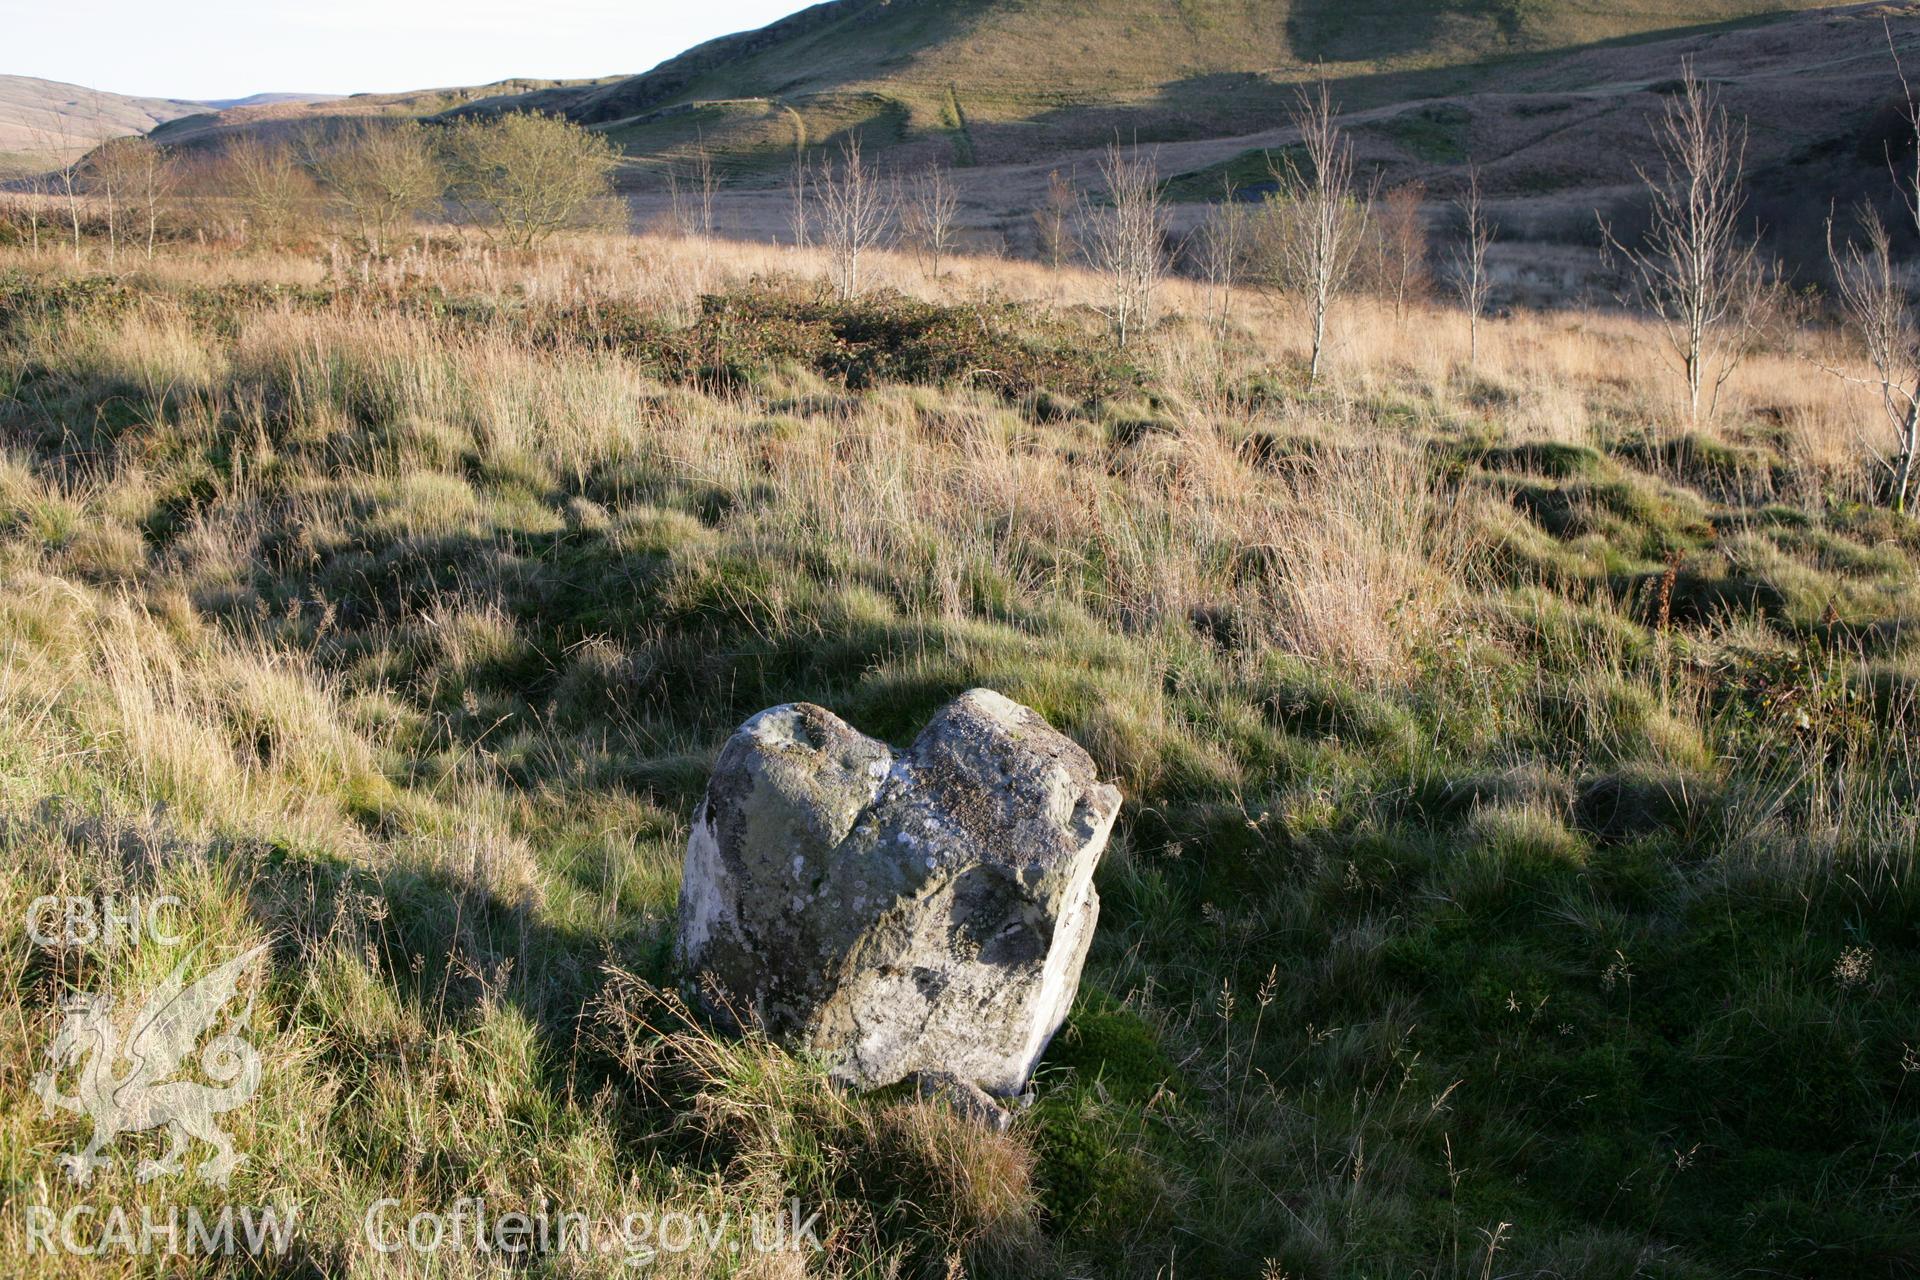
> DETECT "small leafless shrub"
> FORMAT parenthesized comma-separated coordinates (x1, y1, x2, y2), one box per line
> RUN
(900, 162, 960, 276)
(1451, 165, 1495, 366)
(1196, 179, 1251, 336)
(1816, 21, 1920, 511)
(787, 152, 811, 249)
(1033, 167, 1077, 269)
(217, 135, 319, 248)
(1084, 142, 1167, 349)
(1368, 180, 1430, 321)
(1823, 207, 1920, 510)
(668, 140, 721, 239)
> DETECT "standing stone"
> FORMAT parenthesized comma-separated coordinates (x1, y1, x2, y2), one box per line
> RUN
(677, 689, 1121, 1098)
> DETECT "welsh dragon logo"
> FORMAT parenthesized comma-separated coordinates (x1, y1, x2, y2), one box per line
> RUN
(32, 944, 269, 1187)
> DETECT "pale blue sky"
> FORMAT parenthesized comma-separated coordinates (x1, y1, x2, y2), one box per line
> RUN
(4, 0, 812, 101)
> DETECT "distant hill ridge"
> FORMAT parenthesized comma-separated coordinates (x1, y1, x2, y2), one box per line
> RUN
(0, 76, 205, 171)
(6, 0, 1863, 199)
(0, 77, 347, 174)
(444, 0, 1848, 176)
(546, 0, 1846, 115)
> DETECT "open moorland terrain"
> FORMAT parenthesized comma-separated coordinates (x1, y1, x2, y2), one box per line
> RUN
(0, 218, 1916, 1275)
(2, 0, 1919, 1276)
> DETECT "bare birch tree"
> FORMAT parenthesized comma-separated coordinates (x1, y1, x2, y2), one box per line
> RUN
(900, 162, 960, 276)
(55, 151, 83, 258)
(129, 139, 177, 261)
(14, 172, 45, 253)
(1825, 208, 1920, 511)
(88, 137, 175, 264)
(788, 153, 811, 249)
(1033, 168, 1076, 269)
(1084, 141, 1167, 349)
(86, 142, 122, 267)
(1263, 84, 1371, 387)
(1601, 62, 1762, 423)
(30, 115, 86, 259)
(816, 136, 891, 299)
(1816, 21, 1920, 512)
(1451, 164, 1495, 366)
(694, 142, 720, 238)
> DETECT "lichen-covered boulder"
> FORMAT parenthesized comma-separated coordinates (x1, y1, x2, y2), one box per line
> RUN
(678, 689, 1121, 1098)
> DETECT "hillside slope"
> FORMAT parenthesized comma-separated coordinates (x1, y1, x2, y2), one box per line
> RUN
(1139, 3, 1920, 256)
(0, 76, 204, 173)
(462, 0, 1848, 175)
(80, 0, 1855, 196)
(571, 0, 1839, 111)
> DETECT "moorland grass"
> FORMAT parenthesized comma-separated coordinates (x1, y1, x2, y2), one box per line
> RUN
(0, 232, 1916, 1278)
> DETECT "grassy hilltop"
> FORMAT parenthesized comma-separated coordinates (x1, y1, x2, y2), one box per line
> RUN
(0, 228, 1916, 1277)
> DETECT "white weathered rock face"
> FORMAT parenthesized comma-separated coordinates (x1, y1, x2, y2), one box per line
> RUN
(677, 689, 1121, 1098)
